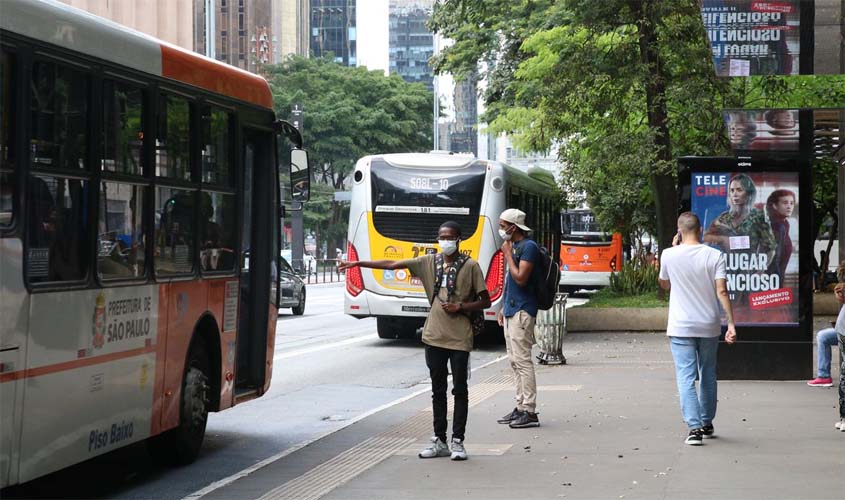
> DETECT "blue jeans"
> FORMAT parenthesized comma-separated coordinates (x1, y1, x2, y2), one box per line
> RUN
(670, 336, 719, 430)
(816, 328, 838, 378)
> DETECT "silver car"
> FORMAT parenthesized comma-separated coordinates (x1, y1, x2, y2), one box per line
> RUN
(275, 256, 306, 315)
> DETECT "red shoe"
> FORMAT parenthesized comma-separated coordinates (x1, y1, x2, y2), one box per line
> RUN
(807, 377, 834, 387)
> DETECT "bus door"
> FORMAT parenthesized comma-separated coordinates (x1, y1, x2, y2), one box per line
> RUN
(235, 128, 274, 398)
(0, 229, 27, 488)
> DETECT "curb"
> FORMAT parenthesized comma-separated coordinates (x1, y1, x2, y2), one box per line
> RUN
(567, 307, 667, 332)
(567, 293, 841, 332)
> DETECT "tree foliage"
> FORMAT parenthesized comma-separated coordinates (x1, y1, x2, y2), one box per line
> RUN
(267, 56, 433, 189)
(430, 0, 844, 255)
(266, 56, 434, 251)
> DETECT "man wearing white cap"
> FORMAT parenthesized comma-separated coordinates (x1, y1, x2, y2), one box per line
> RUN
(496, 208, 541, 428)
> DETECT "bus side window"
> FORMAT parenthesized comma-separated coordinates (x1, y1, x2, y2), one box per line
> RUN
(200, 191, 236, 271)
(27, 176, 90, 283)
(98, 182, 146, 280)
(27, 59, 91, 283)
(155, 188, 195, 275)
(1, 50, 15, 228)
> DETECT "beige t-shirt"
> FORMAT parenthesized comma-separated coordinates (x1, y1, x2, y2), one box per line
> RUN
(399, 253, 488, 352)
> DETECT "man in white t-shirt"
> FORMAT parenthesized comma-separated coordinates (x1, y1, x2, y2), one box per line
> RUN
(659, 212, 737, 446)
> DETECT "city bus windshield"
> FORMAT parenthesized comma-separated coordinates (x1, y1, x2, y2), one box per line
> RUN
(370, 159, 486, 242)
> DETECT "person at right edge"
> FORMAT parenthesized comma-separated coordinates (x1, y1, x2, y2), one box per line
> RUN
(659, 212, 737, 446)
(496, 208, 541, 429)
(833, 279, 845, 432)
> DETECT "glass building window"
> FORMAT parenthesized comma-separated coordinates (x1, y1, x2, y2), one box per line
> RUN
(201, 107, 231, 185)
(102, 80, 143, 175)
(155, 186, 194, 275)
(30, 61, 88, 170)
(200, 191, 236, 271)
(155, 93, 190, 180)
(98, 182, 146, 279)
(27, 175, 90, 282)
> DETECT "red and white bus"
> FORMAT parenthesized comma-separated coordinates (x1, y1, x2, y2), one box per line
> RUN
(0, 0, 309, 487)
(559, 209, 623, 292)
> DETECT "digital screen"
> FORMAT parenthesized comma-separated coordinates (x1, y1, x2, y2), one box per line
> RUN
(725, 109, 799, 152)
(693, 170, 799, 325)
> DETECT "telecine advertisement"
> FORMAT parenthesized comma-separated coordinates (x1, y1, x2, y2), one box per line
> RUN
(692, 170, 799, 325)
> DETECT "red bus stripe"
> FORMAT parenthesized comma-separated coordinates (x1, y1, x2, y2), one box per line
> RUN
(0, 344, 156, 383)
(160, 44, 273, 109)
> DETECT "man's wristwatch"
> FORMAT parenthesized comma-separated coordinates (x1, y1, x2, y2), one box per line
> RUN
(458, 302, 463, 311)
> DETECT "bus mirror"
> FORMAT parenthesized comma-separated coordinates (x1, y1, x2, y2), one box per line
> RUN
(290, 149, 310, 203)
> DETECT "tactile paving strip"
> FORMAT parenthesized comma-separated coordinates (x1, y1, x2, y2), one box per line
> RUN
(256, 372, 515, 500)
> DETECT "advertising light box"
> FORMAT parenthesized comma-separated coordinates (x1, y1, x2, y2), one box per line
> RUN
(692, 170, 799, 325)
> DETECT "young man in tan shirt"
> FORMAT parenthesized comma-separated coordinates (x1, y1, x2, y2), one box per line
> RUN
(339, 221, 491, 460)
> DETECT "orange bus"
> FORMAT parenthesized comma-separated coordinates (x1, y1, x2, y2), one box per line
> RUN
(0, 0, 309, 487)
(559, 209, 623, 292)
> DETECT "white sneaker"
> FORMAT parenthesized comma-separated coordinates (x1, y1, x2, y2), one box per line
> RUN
(450, 438, 467, 461)
(836, 419, 845, 432)
(418, 437, 450, 458)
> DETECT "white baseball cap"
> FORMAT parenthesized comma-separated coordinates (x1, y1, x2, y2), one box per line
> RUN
(499, 208, 531, 232)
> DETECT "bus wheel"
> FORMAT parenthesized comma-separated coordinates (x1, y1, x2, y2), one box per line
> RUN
(148, 341, 211, 465)
(376, 318, 399, 339)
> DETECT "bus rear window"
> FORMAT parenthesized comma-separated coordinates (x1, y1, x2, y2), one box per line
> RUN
(370, 159, 485, 242)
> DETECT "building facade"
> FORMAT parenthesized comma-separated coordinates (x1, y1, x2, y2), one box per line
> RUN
(194, 0, 309, 72)
(56, 0, 194, 50)
(310, 0, 356, 65)
(450, 72, 478, 155)
(388, 0, 434, 91)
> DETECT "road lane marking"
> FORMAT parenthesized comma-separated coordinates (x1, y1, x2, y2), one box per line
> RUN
(183, 353, 508, 500)
(273, 333, 378, 361)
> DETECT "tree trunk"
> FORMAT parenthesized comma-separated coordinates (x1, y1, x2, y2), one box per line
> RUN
(634, 0, 678, 261)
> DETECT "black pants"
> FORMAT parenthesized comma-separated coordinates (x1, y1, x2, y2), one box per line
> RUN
(425, 344, 469, 442)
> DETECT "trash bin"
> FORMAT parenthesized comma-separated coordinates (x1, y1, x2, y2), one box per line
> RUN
(535, 292, 567, 365)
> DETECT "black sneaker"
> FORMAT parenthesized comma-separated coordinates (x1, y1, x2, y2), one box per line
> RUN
(497, 407, 521, 424)
(685, 429, 703, 446)
(701, 424, 715, 438)
(509, 411, 540, 428)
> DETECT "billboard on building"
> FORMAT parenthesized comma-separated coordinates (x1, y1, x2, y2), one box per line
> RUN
(701, 0, 802, 76)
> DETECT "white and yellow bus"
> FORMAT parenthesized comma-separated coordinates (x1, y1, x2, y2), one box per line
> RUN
(344, 153, 560, 339)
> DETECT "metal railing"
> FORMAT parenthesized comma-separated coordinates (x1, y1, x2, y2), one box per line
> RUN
(291, 259, 346, 284)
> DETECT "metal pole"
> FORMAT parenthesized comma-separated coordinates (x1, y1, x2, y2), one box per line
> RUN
(839, 0, 845, 267)
(433, 35, 439, 150)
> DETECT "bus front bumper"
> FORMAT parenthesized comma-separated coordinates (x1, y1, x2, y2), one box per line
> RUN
(344, 289, 502, 321)
(559, 271, 612, 288)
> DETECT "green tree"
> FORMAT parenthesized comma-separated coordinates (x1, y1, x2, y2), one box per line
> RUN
(267, 56, 433, 252)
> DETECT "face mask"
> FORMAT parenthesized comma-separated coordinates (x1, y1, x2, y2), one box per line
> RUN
(438, 239, 458, 255)
(498, 227, 513, 241)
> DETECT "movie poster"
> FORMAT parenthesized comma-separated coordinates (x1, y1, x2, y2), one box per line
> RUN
(701, 0, 801, 76)
(692, 170, 799, 325)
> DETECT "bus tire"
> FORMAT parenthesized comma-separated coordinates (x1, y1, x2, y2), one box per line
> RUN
(148, 340, 211, 465)
(292, 289, 306, 316)
(377, 318, 398, 339)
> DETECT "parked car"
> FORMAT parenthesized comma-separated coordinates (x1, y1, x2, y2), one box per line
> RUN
(273, 256, 306, 315)
(280, 249, 316, 276)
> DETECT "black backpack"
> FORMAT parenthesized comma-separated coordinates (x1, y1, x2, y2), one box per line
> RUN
(513, 240, 559, 310)
(534, 245, 560, 310)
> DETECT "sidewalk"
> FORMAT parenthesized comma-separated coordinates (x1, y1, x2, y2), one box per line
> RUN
(205, 332, 843, 500)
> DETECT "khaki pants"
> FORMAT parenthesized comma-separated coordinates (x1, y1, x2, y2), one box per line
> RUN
(504, 310, 537, 413)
